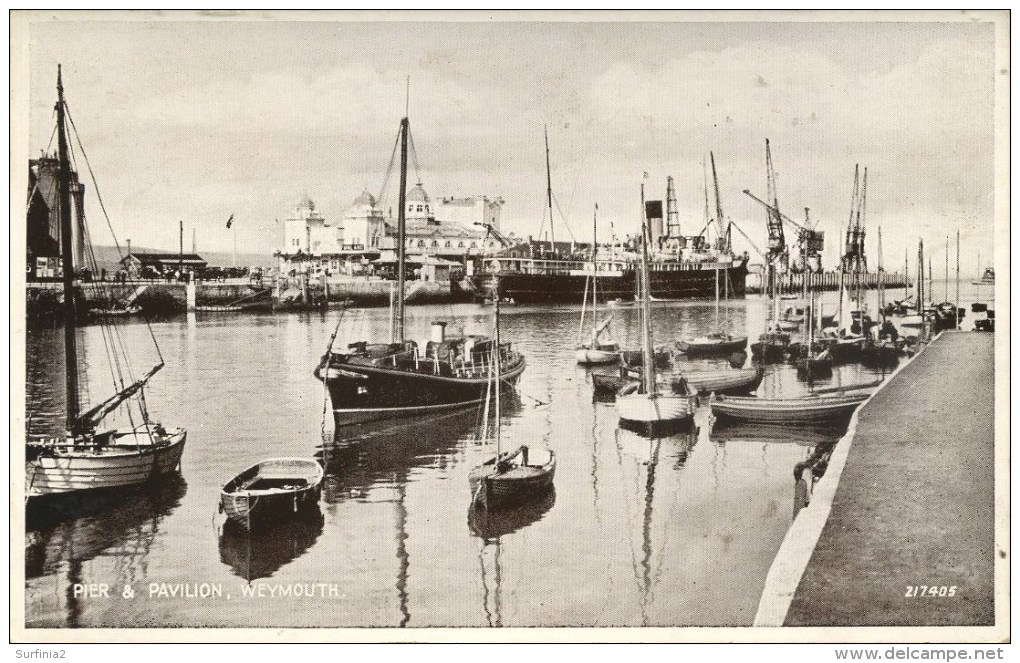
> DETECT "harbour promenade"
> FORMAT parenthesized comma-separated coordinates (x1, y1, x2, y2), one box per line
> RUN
(756, 331, 996, 627)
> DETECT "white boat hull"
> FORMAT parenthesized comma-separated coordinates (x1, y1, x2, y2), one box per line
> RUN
(575, 347, 620, 365)
(616, 392, 693, 424)
(26, 430, 187, 498)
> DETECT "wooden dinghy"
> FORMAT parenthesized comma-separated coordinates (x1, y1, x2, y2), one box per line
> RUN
(220, 458, 324, 530)
(709, 391, 870, 426)
(469, 446, 556, 511)
(672, 366, 764, 396)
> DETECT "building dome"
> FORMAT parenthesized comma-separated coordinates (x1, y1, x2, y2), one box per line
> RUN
(407, 183, 430, 203)
(353, 190, 376, 207)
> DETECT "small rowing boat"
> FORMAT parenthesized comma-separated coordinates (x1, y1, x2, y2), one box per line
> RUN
(709, 391, 870, 425)
(219, 458, 324, 530)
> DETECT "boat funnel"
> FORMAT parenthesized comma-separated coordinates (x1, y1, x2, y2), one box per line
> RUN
(431, 321, 448, 344)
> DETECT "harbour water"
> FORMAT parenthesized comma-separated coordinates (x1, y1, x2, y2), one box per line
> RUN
(24, 284, 978, 628)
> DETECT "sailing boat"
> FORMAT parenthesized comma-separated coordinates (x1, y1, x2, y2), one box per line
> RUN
(861, 226, 899, 367)
(617, 181, 696, 434)
(315, 114, 526, 426)
(795, 273, 833, 379)
(576, 204, 620, 365)
(676, 153, 748, 357)
(26, 66, 187, 500)
(469, 276, 555, 511)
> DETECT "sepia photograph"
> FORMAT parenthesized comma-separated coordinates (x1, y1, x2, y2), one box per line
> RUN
(9, 9, 1009, 646)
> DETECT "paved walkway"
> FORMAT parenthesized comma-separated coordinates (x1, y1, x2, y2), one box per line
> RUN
(782, 332, 995, 626)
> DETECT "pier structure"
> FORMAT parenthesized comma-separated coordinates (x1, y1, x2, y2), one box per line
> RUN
(744, 268, 911, 295)
(755, 331, 996, 627)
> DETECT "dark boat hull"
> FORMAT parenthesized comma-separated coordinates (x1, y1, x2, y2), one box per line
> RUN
(318, 357, 527, 426)
(479, 261, 749, 304)
(469, 453, 556, 511)
(677, 337, 748, 357)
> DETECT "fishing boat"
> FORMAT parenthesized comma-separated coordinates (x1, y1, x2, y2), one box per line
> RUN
(575, 204, 621, 366)
(469, 284, 555, 511)
(26, 67, 187, 502)
(219, 458, 324, 530)
(616, 181, 696, 434)
(315, 115, 526, 426)
(709, 391, 870, 426)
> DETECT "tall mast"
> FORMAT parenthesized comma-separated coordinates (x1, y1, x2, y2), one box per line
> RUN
(639, 183, 655, 396)
(493, 275, 501, 460)
(955, 230, 960, 329)
(592, 204, 598, 322)
(56, 65, 80, 431)
(394, 117, 409, 342)
(944, 236, 949, 302)
(544, 125, 555, 252)
(917, 240, 924, 314)
(877, 226, 885, 323)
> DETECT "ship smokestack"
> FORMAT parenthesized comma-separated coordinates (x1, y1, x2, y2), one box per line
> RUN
(431, 321, 447, 344)
(645, 200, 664, 246)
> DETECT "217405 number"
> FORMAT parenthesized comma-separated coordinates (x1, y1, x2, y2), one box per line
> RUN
(905, 585, 957, 598)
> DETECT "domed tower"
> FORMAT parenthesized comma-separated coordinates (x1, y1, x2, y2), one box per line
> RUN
(283, 195, 326, 254)
(406, 182, 432, 225)
(343, 189, 386, 249)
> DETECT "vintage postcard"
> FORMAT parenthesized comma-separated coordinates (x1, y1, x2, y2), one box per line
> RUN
(9, 9, 1009, 647)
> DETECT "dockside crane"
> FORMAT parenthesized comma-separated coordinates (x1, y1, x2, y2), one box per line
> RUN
(742, 140, 825, 279)
(840, 164, 868, 274)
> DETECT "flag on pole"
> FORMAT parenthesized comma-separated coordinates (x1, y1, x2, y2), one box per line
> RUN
(643, 171, 650, 179)
(226, 213, 234, 229)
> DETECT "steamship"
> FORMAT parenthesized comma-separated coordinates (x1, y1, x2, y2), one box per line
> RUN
(473, 224, 750, 305)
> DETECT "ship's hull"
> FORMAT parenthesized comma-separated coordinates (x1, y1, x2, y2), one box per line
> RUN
(26, 430, 187, 498)
(318, 358, 527, 426)
(477, 260, 749, 304)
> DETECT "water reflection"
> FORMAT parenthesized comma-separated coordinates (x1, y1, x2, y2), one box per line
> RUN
(315, 396, 521, 503)
(218, 511, 325, 583)
(25, 475, 187, 628)
(468, 490, 556, 627)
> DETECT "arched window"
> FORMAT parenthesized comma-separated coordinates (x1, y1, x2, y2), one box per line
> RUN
(416, 205, 423, 213)
(445, 240, 452, 248)
(431, 240, 439, 248)
(469, 241, 477, 249)
(458, 241, 465, 248)
(418, 240, 425, 248)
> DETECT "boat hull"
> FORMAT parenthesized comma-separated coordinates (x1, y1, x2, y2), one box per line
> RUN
(478, 260, 749, 304)
(26, 430, 186, 499)
(318, 356, 527, 426)
(220, 458, 324, 530)
(710, 394, 868, 425)
(677, 367, 763, 395)
(676, 336, 748, 357)
(575, 347, 620, 365)
(469, 455, 556, 511)
(617, 392, 694, 425)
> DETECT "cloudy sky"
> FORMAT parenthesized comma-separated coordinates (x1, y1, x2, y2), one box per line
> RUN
(19, 11, 1003, 273)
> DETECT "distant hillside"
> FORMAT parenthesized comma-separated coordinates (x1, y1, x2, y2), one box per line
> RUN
(88, 245, 277, 274)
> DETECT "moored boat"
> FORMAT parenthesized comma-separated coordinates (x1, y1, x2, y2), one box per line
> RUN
(315, 114, 527, 426)
(709, 391, 870, 425)
(616, 180, 696, 435)
(219, 458, 324, 530)
(26, 67, 187, 502)
(469, 282, 555, 511)
(676, 333, 748, 357)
